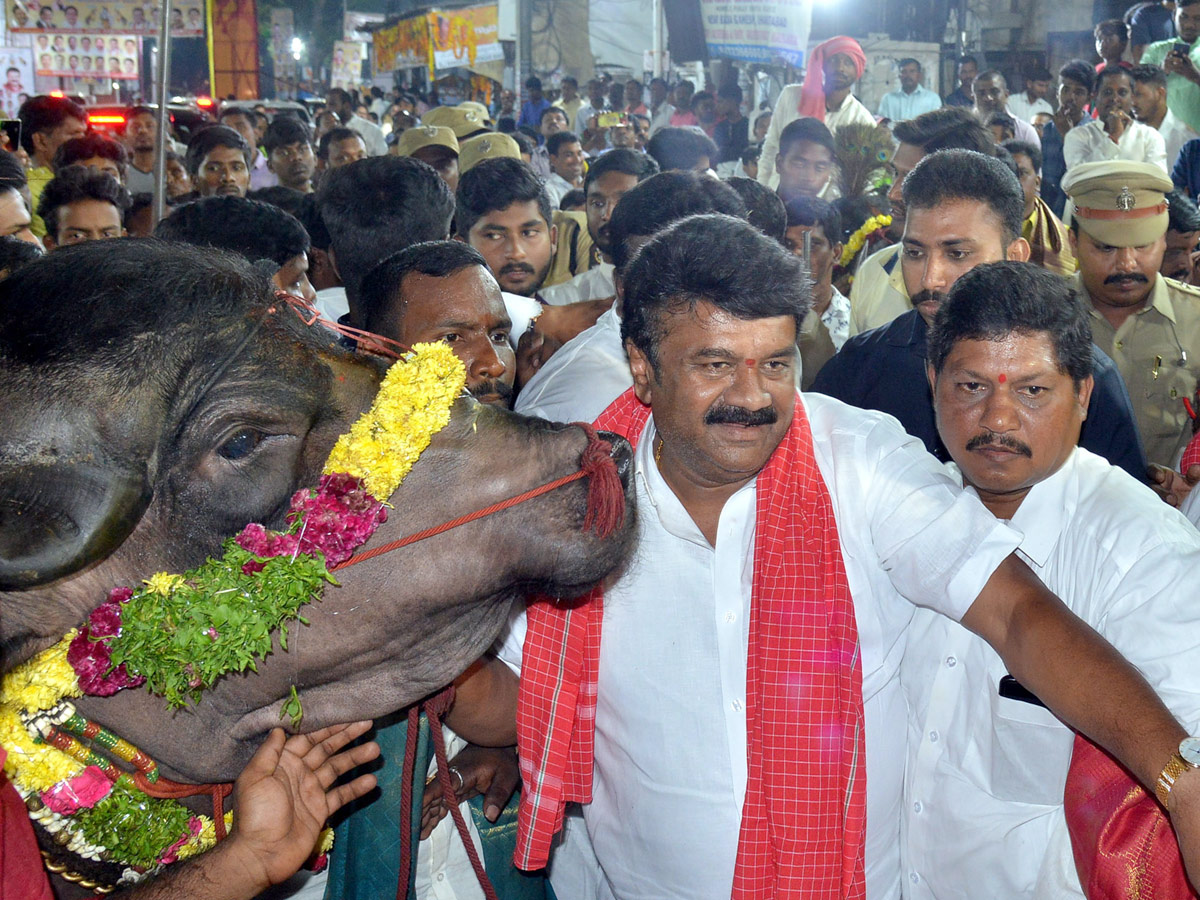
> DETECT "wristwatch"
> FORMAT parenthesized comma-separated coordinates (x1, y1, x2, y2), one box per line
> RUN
(1155, 736, 1200, 806)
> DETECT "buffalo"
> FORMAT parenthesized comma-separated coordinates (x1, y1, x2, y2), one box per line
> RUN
(0, 239, 635, 798)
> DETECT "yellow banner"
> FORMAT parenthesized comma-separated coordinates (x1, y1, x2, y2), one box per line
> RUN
(428, 5, 501, 73)
(373, 14, 429, 73)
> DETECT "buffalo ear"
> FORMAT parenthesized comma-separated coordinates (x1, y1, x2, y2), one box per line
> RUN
(0, 461, 151, 589)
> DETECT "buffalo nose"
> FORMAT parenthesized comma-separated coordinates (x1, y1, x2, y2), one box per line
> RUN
(597, 430, 634, 487)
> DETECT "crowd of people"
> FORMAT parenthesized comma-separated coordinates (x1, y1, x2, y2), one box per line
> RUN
(7, 13, 1200, 899)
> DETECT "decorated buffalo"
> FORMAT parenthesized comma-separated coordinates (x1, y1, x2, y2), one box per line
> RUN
(0, 241, 634, 853)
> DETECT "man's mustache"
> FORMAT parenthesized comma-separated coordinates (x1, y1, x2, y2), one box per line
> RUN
(705, 404, 778, 427)
(469, 378, 514, 405)
(499, 262, 535, 277)
(966, 433, 1033, 458)
(1104, 273, 1149, 285)
(911, 289, 948, 308)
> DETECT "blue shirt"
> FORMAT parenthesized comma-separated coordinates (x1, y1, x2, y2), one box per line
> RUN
(875, 85, 943, 122)
(518, 97, 552, 130)
(810, 308, 1149, 483)
(1130, 2, 1175, 47)
(1173, 136, 1200, 197)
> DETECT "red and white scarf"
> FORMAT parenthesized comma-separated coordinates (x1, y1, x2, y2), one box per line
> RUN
(515, 388, 867, 899)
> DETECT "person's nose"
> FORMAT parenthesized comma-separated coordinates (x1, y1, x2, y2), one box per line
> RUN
(922, 254, 951, 294)
(1114, 247, 1139, 274)
(980, 387, 1020, 434)
(723, 361, 772, 410)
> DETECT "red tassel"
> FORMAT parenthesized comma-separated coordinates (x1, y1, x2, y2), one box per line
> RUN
(577, 424, 626, 539)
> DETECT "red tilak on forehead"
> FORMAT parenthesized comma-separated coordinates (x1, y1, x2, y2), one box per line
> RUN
(998, 373, 1007, 384)
(746, 359, 757, 366)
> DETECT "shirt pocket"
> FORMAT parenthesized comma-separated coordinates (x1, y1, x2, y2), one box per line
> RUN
(988, 686, 1074, 805)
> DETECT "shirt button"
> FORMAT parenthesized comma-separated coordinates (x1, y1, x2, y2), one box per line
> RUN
(1115, 340, 1123, 350)
(732, 699, 744, 712)
(945, 656, 957, 668)
(929, 730, 939, 743)
(724, 611, 736, 623)
(436, 873, 445, 882)
(910, 872, 920, 884)
(913, 801, 923, 813)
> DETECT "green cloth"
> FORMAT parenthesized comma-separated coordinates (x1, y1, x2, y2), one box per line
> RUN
(27, 165, 53, 240)
(323, 712, 552, 900)
(1141, 39, 1200, 134)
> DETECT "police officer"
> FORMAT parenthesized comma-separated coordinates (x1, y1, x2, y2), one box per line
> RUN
(1064, 160, 1200, 465)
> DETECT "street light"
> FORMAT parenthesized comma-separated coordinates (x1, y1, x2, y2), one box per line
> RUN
(291, 36, 304, 62)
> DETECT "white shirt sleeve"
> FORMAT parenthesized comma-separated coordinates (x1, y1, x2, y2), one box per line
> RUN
(756, 84, 801, 190)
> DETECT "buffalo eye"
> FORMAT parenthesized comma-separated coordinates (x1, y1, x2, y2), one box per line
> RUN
(217, 428, 264, 461)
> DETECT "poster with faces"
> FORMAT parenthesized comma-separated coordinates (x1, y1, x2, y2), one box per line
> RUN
(34, 32, 138, 78)
(9, 1, 203, 37)
(0, 47, 33, 118)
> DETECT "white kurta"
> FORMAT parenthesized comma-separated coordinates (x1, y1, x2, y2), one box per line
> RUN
(757, 85, 876, 189)
(500, 394, 1020, 899)
(513, 305, 630, 423)
(901, 448, 1200, 898)
(1063, 119, 1168, 172)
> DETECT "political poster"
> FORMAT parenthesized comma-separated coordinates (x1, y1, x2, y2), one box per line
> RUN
(429, 5, 501, 73)
(270, 7, 295, 84)
(0, 47, 33, 117)
(8, 1, 204, 36)
(698, 0, 811, 66)
(34, 32, 138, 78)
(373, 13, 428, 73)
(330, 40, 364, 89)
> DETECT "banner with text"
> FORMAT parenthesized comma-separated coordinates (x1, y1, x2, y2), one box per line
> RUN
(699, 0, 811, 66)
(429, 5, 501, 73)
(10, 1, 203, 36)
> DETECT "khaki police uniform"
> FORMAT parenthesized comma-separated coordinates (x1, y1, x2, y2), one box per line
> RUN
(393, 125, 459, 159)
(1064, 161, 1200, 465)
(459, 133, 521, 173)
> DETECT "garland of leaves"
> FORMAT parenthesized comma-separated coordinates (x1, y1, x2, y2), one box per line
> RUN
(0, 342, 466, 886)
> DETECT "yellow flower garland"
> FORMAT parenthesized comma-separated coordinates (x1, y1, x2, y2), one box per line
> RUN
(838, 214, 893, 267)
(0, 342, 467, 884)
(324, 341, 467, 500)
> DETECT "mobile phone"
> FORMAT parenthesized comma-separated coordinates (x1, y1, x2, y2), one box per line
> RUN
(598, 111, 626, 128)
(0, 119, 21, 153)
(1175, 41, 1192, 55)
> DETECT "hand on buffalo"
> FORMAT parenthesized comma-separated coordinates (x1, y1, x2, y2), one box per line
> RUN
(516, 297, 614, 388)
(420, 744, 520, 840)
(120, 723, 379, 899)
(226, 723, 379, 890)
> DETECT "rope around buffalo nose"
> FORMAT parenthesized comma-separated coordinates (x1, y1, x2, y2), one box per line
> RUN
(328, 423, 626, 573)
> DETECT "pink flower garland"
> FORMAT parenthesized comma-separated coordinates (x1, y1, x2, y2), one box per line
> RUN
(68, 474, 387, 699)
(67, 587, 145, 696)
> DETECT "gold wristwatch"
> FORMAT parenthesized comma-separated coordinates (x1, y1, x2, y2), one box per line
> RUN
(1155, 737, 1200, 807)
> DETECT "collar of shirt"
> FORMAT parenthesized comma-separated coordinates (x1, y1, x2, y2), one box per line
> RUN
(950, 448, 1076, 568)
(1076, 271, 1174, 323)
(635, 415, 757, 548)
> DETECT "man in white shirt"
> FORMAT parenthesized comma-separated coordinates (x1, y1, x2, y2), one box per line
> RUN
(1132, 62, 1199, 167)
(1064, 67, 1168, 171)
(553, 76, 584, 136)
(541, 148, 655, 307)
(326, 87, 388, 157)
(515, 171, 745, 423)
(1006, 65, 1056, 123)
(876, 58, 943, 123)
(541, 131, 584, 208)
(506, 213, 1200, 900)
(647, 77, 675, 135)
(973, 70, 1043, 147)
(903, 259, 1200, 897)
(757, 35, 875, 189)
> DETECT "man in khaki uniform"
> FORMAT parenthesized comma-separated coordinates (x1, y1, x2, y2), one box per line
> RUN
(1064, 160, 1200, 465)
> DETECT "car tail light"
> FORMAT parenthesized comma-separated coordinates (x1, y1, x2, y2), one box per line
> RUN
(49, 90, 64, 98)
(196, 96, 213, 108)
(89, 114, 126, 126)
